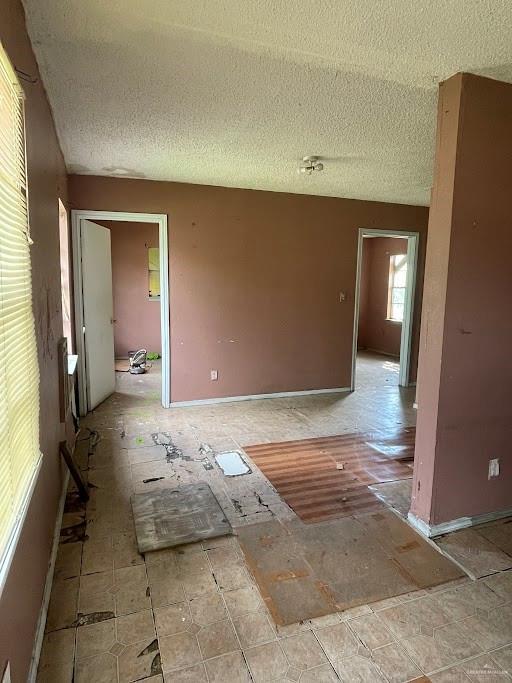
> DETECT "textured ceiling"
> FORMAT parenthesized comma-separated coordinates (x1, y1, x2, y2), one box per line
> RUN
(22, 1, 512, 206)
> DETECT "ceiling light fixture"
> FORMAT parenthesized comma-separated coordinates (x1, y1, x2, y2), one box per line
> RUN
(299, 155, 324, 175)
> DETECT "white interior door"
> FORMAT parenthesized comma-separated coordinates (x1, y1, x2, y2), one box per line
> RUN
(81, 220, 116, 410)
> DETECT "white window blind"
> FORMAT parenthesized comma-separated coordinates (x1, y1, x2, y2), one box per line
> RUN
(0, 43, 40, 570)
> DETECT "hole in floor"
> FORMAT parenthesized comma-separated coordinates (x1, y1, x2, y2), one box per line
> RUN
(215, 450, 251, 476)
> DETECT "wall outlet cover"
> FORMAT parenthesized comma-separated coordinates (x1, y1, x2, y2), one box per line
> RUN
(488, 458, 500, 479)
(210, 370, 218, 381)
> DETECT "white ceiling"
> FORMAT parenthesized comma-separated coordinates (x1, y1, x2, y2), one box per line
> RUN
(22, 1, 512, 206)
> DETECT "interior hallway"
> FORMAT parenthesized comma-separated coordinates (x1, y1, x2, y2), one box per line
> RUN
(37, 360, 512, 682)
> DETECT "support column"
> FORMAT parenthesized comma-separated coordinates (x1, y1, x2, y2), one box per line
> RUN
(410, 73, 512, 534)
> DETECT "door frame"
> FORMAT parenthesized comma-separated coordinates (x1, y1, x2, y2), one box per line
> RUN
(351, 228, 419, 390)
(72, 210, 170, 414)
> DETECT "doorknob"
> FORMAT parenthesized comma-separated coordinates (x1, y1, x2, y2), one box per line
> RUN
(110, 318, 116, 324)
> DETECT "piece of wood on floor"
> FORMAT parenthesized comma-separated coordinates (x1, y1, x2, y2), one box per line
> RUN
(131, 482, 232, 553)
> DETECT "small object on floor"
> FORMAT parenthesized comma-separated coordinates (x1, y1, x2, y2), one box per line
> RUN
(115, 358, 130, 372)
(336, 463, 344, 470)
(215, 450, 251, 476)
(129, 348, 148, 374)
(131, 482, 232, 553)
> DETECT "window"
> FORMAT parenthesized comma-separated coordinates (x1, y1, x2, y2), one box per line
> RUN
(148, 246, 160, 299)
(387, 254, 407, 322)
(0, 44, 41, 572)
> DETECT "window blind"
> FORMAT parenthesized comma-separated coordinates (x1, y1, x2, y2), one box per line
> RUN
(0, 43, 40, 567)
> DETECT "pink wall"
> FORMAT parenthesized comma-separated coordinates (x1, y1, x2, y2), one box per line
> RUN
(69, 176, 428, 402)
(1, 2, 70, 680)
(358, 237, 408, 357)
(97, 221, 161, 357)
(412, 73, 512, 525)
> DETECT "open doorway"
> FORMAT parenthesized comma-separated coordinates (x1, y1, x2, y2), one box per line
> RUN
(71, 211, 169, 415)
(352, 228, 418, 391)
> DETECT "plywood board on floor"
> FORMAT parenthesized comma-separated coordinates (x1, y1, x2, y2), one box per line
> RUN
(237, 509, 463, 626)
(245, 427, 415, 523)
(132, 482, 232, 553)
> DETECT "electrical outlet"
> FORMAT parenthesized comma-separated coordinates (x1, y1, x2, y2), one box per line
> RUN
(488, 458, 500, 479)
(210, 369, 218, 381)
(339, 291, 347, 302)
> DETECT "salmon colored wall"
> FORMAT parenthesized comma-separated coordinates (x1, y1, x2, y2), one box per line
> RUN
(97, 221, 161, 357)
(69, 176, 428, 402)
(412, 73, 512, 525)
(1, 2, 70, 681)
(358, 237, 408, 358)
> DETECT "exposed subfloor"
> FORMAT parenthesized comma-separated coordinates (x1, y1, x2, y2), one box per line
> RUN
(37, 353, 512, 682)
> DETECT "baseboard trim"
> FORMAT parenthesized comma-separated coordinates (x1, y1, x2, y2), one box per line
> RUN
(170, 387, 351, 408)
(408, 506, 512, 539)
(27, 470, 69, 683)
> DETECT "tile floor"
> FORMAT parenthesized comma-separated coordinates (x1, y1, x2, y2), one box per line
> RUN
(37, 353, 512, 682)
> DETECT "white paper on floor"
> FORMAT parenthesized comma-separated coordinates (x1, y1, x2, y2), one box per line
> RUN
(215, 451, 251, 476)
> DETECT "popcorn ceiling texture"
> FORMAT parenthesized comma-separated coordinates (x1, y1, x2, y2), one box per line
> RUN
(22, 0, 512, 206)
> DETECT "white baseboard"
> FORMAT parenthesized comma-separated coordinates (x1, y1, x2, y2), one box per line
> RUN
(408, 506, 512, 539)
(170, 387, 351, 408)
(27, 471, 70, 683)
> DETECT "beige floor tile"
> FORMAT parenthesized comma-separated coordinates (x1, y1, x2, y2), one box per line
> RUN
(376, 597, 448, 640)
(244, 640, 289, 682)
(75, 652, 118, 683)
(116, 609, 155, 645)
(338, 604, 373, 622)
(348, 613, 395, 650)
(197, 618, 239, 659)
(76, 619, 116, 659)
(280, 631, 327, 670)
(401, 620, 482, 674)
(188, 592, 227, 625)
(212, 564, 253, 592)
(180, 565, 218, 599)
(460, 653, 511, 683)
(78, 570, 116, 619)
(159, 631, 202, 672)
(462, 602, 512, 651)
(164, 662, 208, 682)
(82, 537, 114, 574)
(429, 666, 472, 681)
(46, 577, 79, 632)
(490, 644, 512, 673)
(233, 611, 276, 648)
(54, 542, 83, 581)
(223, 585, 263, 618)
(308, 613, 342, 628)
(154, 602, 192, 636)
(313, 623, 359, 664)
(37, 628, 75, 683)
(113, 532, 144, 569)
(371, 642, 423, 683)
(433, 581, 504, 623)
(147, 559, 186, 607)
(336, 653, 387, 681)
(483, 571, 512, 603)
(204, 651, 251, 682)
(117, 637, 161, 682)
(435, 529, 512, 580)
(299, 663, 339, 682)
(114, 564, 151, 615)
